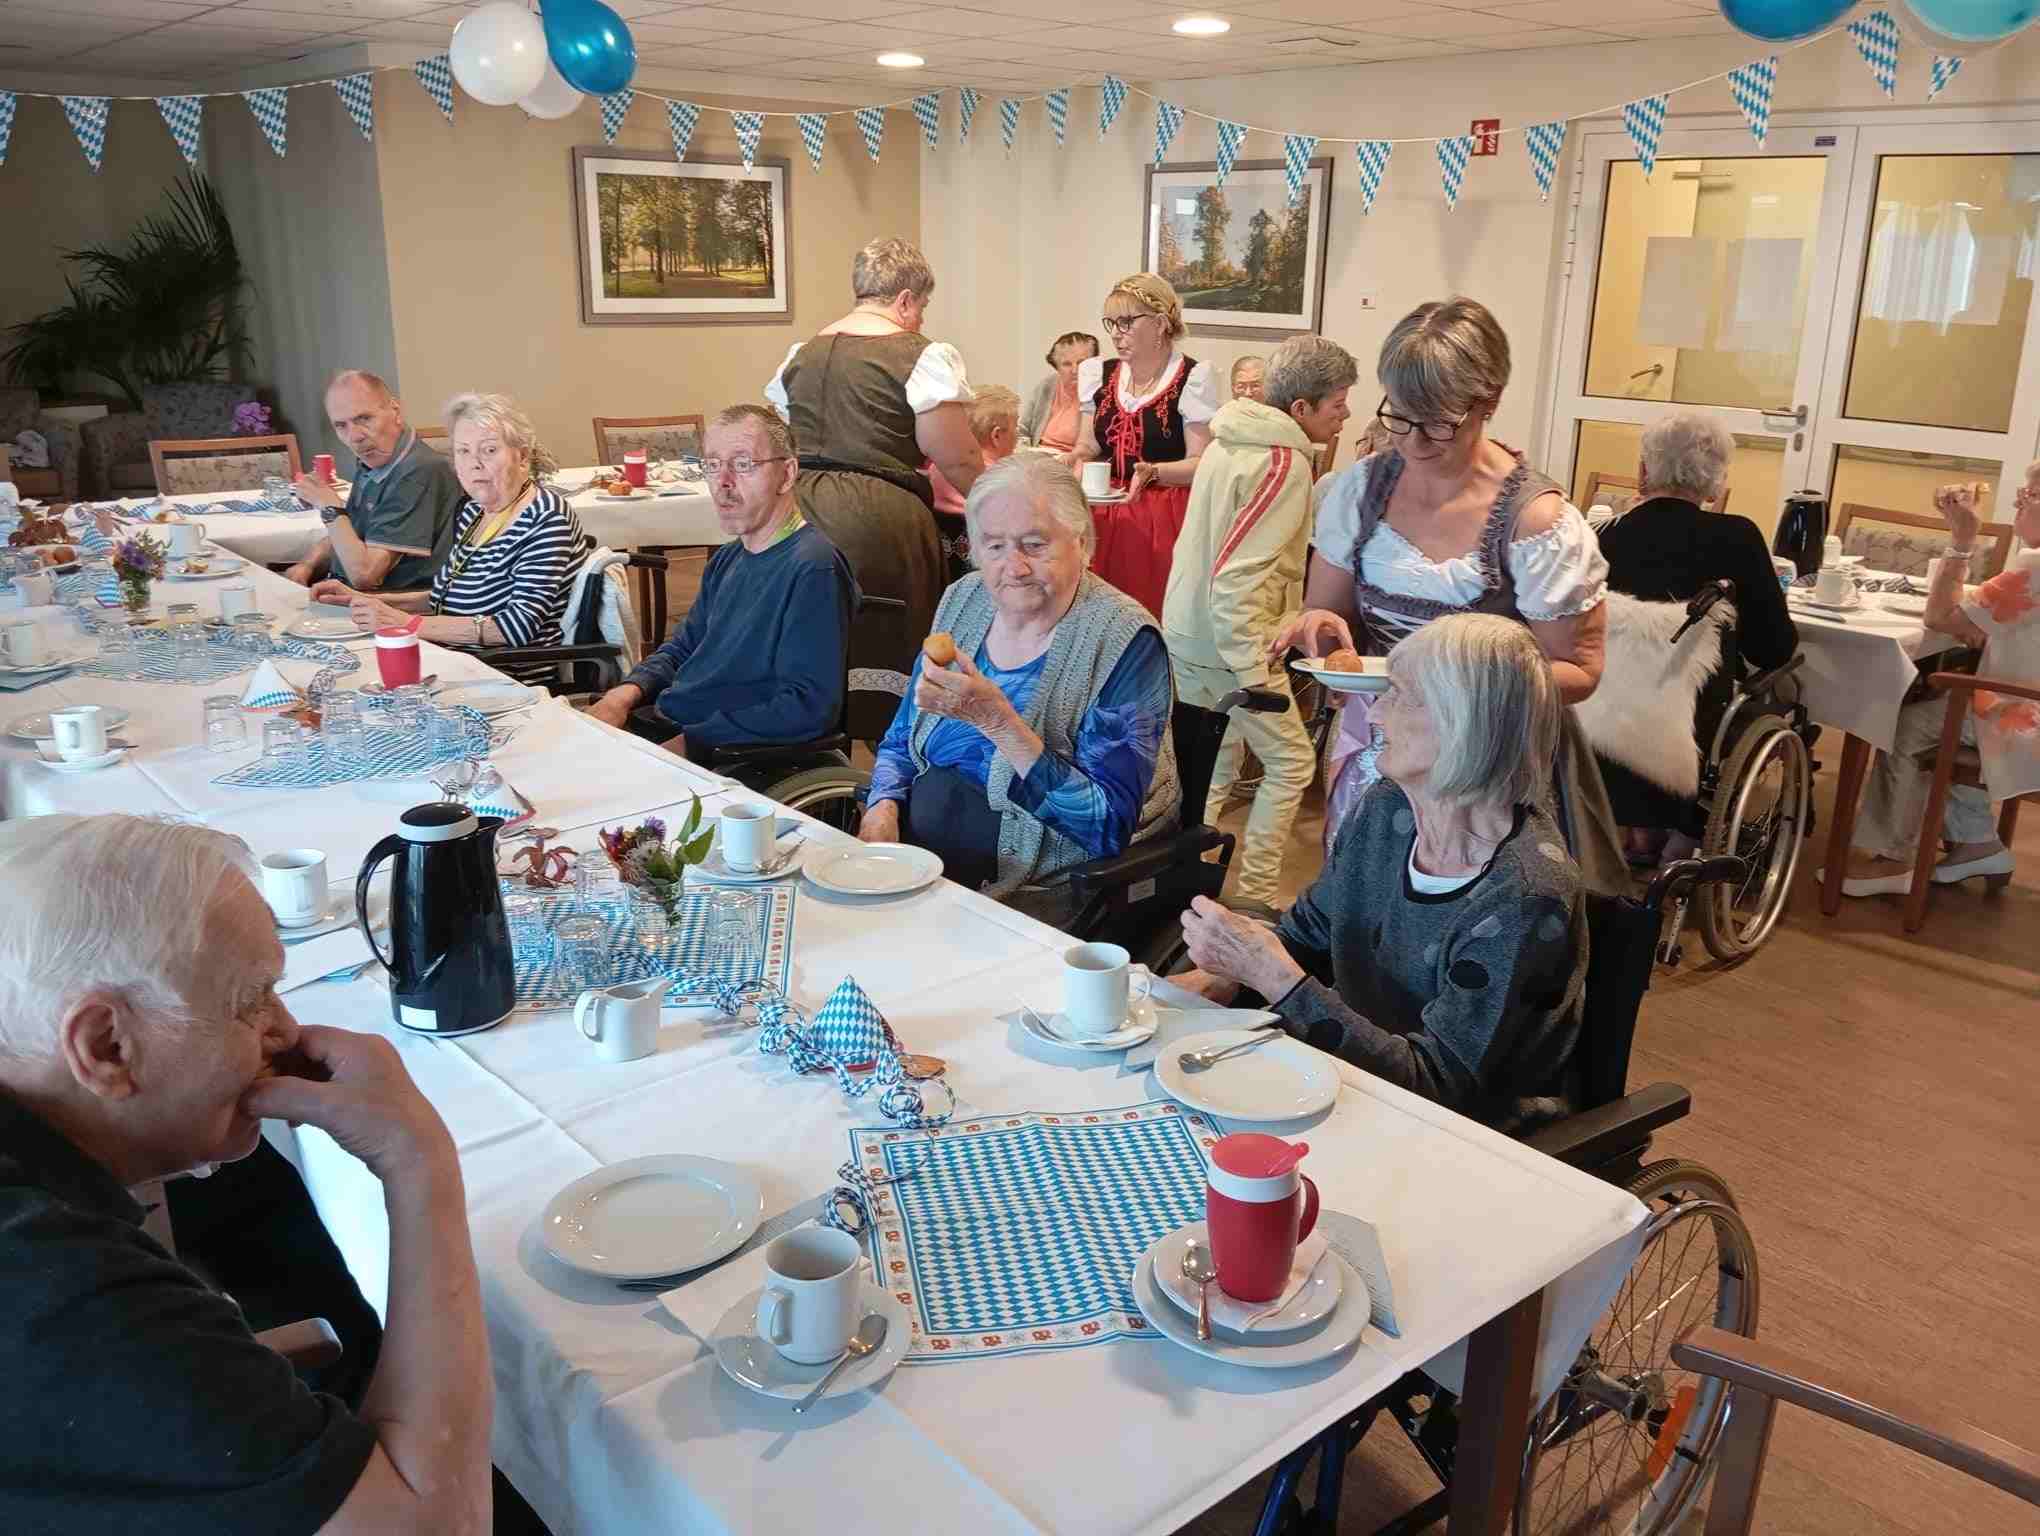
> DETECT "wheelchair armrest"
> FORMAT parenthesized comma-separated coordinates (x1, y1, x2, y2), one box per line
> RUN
(1217, 686, 1291, 715)
(1742, 653, 1806, 696)
(1066, 825, 1230, 898)
(455, 642, 619, 666)
(699, 733, 850, 769)
(1523, 1081, 1690, 1170)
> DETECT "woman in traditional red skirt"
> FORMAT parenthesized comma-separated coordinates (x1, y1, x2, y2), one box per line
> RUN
(1063, 273, 1220, 616)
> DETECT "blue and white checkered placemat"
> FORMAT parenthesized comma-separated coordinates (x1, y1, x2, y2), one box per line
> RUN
(80, 631, 359, 687)
(178, 493, 298, 515)
(508, 882, 796, 1006)
(851, 1100, 1221, 1361)
(209, 700, 485, 788)
(54, 565, 109, 605)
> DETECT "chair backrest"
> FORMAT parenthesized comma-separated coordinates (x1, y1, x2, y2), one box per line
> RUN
(1575, 890, 1661, 1112)
(1169, 700, 1234, 835)
(415, 425, 448, 444)
(0, 387, 40, 437)
(592, 414, 705, 465)
(1583, 470, 1732, 518)
(1834, 502, 2011, 582)
(149, 433, 303, 495)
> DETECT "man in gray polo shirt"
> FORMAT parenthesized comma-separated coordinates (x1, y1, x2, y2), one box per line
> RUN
(284, 370, 464, 593)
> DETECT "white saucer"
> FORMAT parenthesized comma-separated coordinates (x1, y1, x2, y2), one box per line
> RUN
(594, 489, 650, 501)
(1290, 656, 1390, 695)
(284, 615, 374, 640)
(34, 744, 128, 773)
(693, 839, 803, 884)
(802, 841, 943, 897)
(277, 899, 354, 940)
(709, 1281, 910, 1403)
(1132, 1244, 1368, 1370)
(435, 680, 539, 717)
(541, 1154, 764, 1280)
(1154, 1027, 1341, 1123)
(1085, 489, 1132, 504)
(1881, 593, 1928, 616)
(10, 704, 131, 740)
(164, 556, 247, 581)
(1019, 996, 1159, 1051)
(1150, 1221, 1345, 1334)
(0, 646, 94, 677)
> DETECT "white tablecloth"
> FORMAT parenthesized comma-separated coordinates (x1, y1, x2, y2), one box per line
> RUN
(1786, 589, 1958, 751)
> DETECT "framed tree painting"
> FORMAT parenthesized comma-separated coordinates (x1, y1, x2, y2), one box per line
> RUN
(1142, 158, 1333, 340)
(571, 147, 791, 326)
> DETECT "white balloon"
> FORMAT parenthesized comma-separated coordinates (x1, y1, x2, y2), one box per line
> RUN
(449, 2, 548, 108)
(517, 59, 586, 121)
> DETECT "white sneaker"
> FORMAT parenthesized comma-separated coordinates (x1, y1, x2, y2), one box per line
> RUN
(1816, 866, 1915, 897)
(1932, 848, 2016, 885)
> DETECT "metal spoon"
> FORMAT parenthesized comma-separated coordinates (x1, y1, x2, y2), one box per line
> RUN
(1180, 1239, 1219, 1342)
(1177, 1026, 1281, 1074)
(793, 1313, 889, 1413)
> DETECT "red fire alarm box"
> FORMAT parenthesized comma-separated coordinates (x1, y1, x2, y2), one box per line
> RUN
(1471, 118, 1501, 156)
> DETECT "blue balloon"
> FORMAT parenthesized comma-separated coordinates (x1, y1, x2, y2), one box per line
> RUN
(1717, 0, 1856, 41)
(1900, 0, 2038, 40)
(542, 0, 636, 96)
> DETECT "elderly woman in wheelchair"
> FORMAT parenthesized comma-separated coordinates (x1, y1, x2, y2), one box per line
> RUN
(856, 454, 1179, 924)
(1172, 613, 1586, 1133)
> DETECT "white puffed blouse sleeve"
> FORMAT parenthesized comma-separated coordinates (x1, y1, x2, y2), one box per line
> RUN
(1076, 354, 1107, 415)
(1507, 500, 1608, 621)
(762, 341, 803, 421)
(1179, 359, 1221, 426)
(904, 342, 974, 414)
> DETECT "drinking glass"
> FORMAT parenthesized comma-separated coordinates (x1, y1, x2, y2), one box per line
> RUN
(391, 683, 432, 733)
(262, 474, 290, 506)
(323, 712, 368, 777)
(503, 888, 545, 948)
(553, 913, 609, 989)
(96, 617, 136, 665)
(709, 889, 758, 979)
(231, 613, 271, 654)
(262, 716, 307, 760)
(574, 857, 623, 913)
(203, 694, 248, 754)
(629, 889, 673, 954)
(426, 707, 468, 762)
(321, 690, 362, 724)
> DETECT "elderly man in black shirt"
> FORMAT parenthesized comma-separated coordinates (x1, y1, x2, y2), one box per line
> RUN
(0, 815, 492, 1535)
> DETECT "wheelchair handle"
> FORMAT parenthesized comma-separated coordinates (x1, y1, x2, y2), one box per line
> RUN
(1217, 687, 1291, 715)
(1644, 855, 1749, 913)
(1670, 580, 1736, 644)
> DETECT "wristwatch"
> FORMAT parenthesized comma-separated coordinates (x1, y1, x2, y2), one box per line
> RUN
(319, 505, 344, 527)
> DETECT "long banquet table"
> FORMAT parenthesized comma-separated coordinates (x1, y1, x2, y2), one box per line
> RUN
(1, 555, 1648, 1536)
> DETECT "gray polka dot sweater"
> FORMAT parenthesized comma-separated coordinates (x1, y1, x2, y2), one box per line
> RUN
(1271, 781, 1586, 1133)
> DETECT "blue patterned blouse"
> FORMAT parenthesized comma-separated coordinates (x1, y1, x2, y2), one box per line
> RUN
(868, 628, 1172, 858)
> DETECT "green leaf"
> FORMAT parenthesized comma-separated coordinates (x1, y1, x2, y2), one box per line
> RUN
(682, 828, 714, 865)
(679, 794, 701, 841)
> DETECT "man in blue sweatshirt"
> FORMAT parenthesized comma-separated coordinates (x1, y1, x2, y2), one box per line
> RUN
(585, 404, 852, 755)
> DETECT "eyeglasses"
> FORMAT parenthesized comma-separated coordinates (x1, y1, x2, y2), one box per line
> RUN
(701, 454, 791, 478)
(1375, 397, 1471, 445)
(1100, 314, 1151, 337)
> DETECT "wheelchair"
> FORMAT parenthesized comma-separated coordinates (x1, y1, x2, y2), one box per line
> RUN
(1246, 857, 1762, 1536)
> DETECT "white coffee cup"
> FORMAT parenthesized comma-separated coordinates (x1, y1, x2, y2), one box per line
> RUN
(1813, 565, 1853, 606)
(218, 582, 258, 620)
(1080, 460, 1112, 498)
(50, 704, 108, 761)
(164, 520, 207, 558)
(1062, 941, 1152, 1037)
(12, 570, 54, 607)
(1, 621, 45, 667)
(573, 976, 671, 1063)
(260, 848, 328, 928)
(719, 800, 776, 872)
(754, 1227, 864, 1365)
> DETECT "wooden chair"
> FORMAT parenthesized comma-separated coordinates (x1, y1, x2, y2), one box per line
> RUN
(1582, 470, 1731, 517)
(1672, 1324, 2040, 1534)
(591, 414, 704, 466)
(149, 433, 303, 496)
(1903, 669, 2038, 931)
(415, 425, 448, 444)
(1834, 501, 2014, 582)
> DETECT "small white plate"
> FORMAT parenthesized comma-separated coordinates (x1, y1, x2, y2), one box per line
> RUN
(1019, 997, 1159, 1051)
(1154, 1028, 1340, 1123)
(801, 841, 943, 897)
(541, 1154, 764, 1281)
(1881, 593, 1928, 616)
(284, 615, 374, 640)
(594, 489, 650, 501)
(1290, 656, 1390, 695)
(436, 680, 539, 717)
(10, 704, 132, 741)
(1085, 488, 1132, 504)
(164, 556, 247, 581)
(34, 743, 128, 773)
(693, 838, 804, 884)
(0, 646, 94, 676)
(1150, 1222, 1345, 1333)
(655, 485, 705, 498)
(709, 1281, 910, 1403)
(1131, 1245, 1367, 1370)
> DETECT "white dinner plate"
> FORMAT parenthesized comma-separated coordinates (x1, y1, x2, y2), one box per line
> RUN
(594, 489, 650, 501)
(34, 744, 129, 774)
(708, 1280, 910, 1403)
(1153, 1028, 1340, 1123)
(1019, 997, 1159, 1051)
(9, 704, 132, 741)
(801, 841, 943, 897)
(541, 1155, 764, 1281)
(164, 555, 248, 581)
(1151, 1221, 1345, 1333)
(436, 680, 540, 717)
(1289, 656, 1390, 695)
(1881, 594, 1928, 616)
(1131, 1244, 1368, 1370)
(654, 484, 706, 498)
(284, 615, 375, 640)
(0, 645, 94, 676)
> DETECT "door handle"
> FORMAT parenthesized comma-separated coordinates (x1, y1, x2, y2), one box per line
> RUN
(1761, 403, 1808, 428)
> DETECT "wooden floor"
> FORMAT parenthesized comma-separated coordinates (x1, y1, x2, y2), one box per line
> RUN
(1181, 758, 2040, 1536)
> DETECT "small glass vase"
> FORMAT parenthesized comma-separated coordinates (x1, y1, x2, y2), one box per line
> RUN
(119, 577, 151, 616)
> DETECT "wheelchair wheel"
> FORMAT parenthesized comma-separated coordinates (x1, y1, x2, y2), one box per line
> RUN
(765, 764, 870, 835)
(1514, 1159, 1759, 1536)
(1696, 718, 1810, 962)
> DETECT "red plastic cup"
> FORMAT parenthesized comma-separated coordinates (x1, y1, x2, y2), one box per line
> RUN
(622, 451, 648, 488)
(1205, 1133, 1319, 1302)
(313, 453, 336, 483)
(374, 627, 421, 688)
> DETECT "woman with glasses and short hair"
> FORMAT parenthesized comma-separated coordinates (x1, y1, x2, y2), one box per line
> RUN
(1271, 296, 1624, 892)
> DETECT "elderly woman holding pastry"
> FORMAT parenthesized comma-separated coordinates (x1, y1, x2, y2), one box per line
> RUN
(859, 454, 1179, 922)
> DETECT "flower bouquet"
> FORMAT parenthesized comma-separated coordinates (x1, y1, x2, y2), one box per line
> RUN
(232, 401, 273, 436)
(111, 531, 167, 615)
(598, 795, 715, 921)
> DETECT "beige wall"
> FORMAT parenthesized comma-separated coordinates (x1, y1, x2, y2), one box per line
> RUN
(206, 85, 398, 463)
(372, 83, 921, 466)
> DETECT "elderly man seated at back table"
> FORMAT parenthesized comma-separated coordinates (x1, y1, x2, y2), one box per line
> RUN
(284, 369, 465, 592)
(585, 404, 854, 756)
(0, 815, 494, 1536)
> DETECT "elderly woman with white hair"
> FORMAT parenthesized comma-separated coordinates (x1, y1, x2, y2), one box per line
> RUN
(311, 391, 590, 659)
(860, 454, 1179, 921)
(1176, 614, 1586, 1132)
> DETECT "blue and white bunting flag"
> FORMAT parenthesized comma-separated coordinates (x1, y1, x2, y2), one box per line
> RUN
(60, 96, 110, 173)
(1847, 9, 1900, 97)
(667, 100, 700, 162)
(1099, 75, 1127, 140)
(242, 88, 288, 158)
(1622, 93, 1668, 178)
(958, 86, 979, 144)
(733, 111, 764, 172)
(1437, 134, 1470, 211)
(1354, 139, 1390, 213)
(912, 92, 940, 149)
(1281, 133, 1316, 207)
(1045, 87, 1069, 146)
(1214, 119, 1245, 186)
(999, 97, 1020, 154)
(855, 105, 885, 162)
(798, 112, 827, 171)
(1154, 99, 1184, 167)
(0, 92, 14, 167)
(156, 95, 202, 166)
(599, 88, 632, 144)
(414, 54, 455, 123)
(334, 73, 374, 142)
(1727, 56, 1776, 146)
(1525, 120, 1565, 201)
(1929, 53, 1963, 100)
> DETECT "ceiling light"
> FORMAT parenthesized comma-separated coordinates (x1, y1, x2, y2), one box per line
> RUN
(876, 52, 925, 68)
(1173, 15, 1232, 36)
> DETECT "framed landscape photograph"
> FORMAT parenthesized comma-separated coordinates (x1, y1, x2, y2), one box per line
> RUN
(1142, 158, 1333, 340)
(571, 148, 791, 326)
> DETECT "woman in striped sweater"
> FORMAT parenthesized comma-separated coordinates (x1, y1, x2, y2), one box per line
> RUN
(311, 392, 589, 654)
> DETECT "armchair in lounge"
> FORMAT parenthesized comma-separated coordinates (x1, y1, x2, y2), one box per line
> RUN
(0, 387, 84, 503)
(80, 381, 246, 498)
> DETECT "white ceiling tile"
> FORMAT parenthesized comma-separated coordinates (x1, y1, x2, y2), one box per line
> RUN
(684, 0, 928, 20)
(218, 0, 443, 16)
(1232, 0, 1494, 19)
(851, 8, 1042, 39)
(1471, 0, 1714, 22)
(1590, 13, 1741, 35)
(1452, 24, 1629, 47)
